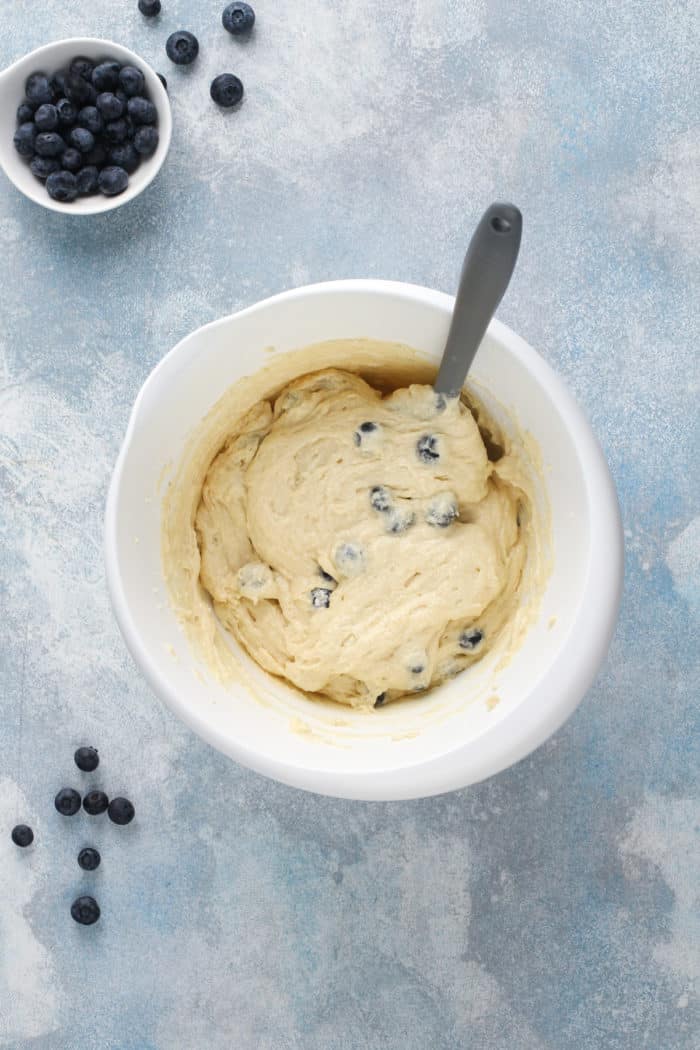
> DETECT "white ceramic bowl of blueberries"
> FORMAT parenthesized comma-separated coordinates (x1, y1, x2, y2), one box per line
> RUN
(0, 37, 171, 214)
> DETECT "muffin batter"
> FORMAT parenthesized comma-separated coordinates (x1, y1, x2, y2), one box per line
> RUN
(190, 366, 532, 709)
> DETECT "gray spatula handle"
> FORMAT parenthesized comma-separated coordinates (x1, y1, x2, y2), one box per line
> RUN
(434, 202, 522, 397)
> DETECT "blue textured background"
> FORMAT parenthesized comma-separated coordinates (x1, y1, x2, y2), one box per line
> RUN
(1, 2, 698, 1047)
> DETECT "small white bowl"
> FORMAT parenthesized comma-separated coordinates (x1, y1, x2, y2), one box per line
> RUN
(105, 281, 623, 800)
(0, 37, 171, 215)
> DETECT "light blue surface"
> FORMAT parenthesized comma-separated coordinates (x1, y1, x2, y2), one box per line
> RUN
(1, 2, 698, 1047)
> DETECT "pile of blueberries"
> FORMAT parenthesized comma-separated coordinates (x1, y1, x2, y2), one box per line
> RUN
(13, 57, 160, 202)
(10, 746, 135, 926)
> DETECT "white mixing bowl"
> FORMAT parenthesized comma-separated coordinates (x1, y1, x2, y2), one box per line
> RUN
(105, 280, 623, 800)
(0, 37, 171, 215)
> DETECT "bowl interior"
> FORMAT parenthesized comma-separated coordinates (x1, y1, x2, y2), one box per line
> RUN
(0, 37, 171, 214)
(107, 283, 611, 799)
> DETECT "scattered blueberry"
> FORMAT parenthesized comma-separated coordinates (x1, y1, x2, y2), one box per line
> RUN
(459, 628, 484, 652)
(78, 847, 101, 871)
(119, 65, 145, 97)
(310, 587, 332, 609)
(96, 92, 124, 120)
(13, 122, 37, 157)
(56, 98, 78, 125)
(222, 2, 256, 34)
(409, 662, 426, 675)
(46, 172, 77, 202)
(426, 494, 458, 528)
(157, 72, 167, 90)
(17, 101, 36, 124)
(166, 31, 200, 65)
(11, 824, 34, 847)
(33, 103, 58, 131)
(71, 895, 100, 925)
(35, 131, 66, 157)
(138, 0, 162, 14)
(416, 434, 440, 463)
(83, 790, 109, 815)
(61, 148, 83, 173)
(385, 508, 416, 535)
(77, 105, 103, 134)
(318, 567, 336, 584)
(70, 56, 95, 81)
(333, 542, 365, 575)
(54, 787, 82, 816)
(69, 126, 95, 153)
(133, 125, 159, 156)
(109, 143, 140, 173)
(74, 746, 99, 772)
(30, 156, 60, 179)
(91, 61, 121, 92)
(76, 165, 99, 194)
(374, 692, 387, 708)
(127, 96, 157, 124)
(104, 117, 129, 144)
(369, 485, 392, 512)
(210, 73, 244, 108)
(64, 72, 94, 106)
(434, 393, 448, 413)
(108, 797, 135, 825)
(25, 73, 53, 106)
(98, 165, 129, 196)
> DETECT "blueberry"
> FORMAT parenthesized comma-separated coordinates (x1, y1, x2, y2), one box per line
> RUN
(25, 72, 53, 105)
(96, 92, 124, 120)
(133, 125, 159, 156)
(435, 393, 448, 413)
(354, 421, 380, 447)
(54, 787, 82, 815)
(56, 98, 78, 126)
(333, 542, 365, 576)
(138, 0, 162, 14)
(166, 31, 199, 65)
(49, 72, 66, 99)
(17, 101, 36, 124)
(459, 628, 484, 652)
(84, 142, 108, 167)
(109, 143, 140, 174)
(416, 434, 440, 463)
(210, 74, 244, 108)
(11, 824, 34, 847)
(222, 2, 256, 34)
(70, 56, 95, 81)
(30, 156, 60, 179)
(35, 132, 66, 157)
(61, 148, 83, 173)
(119, 65, 145, 97)
(13, 123, 37, 157)
(374, 692, 387, 708)
(69, 126, 95, 153)
(426, 495, 458, 528)
(65, 72, 94, 105)
(409, 662, 426, 675)
(104, 118, 129, 143)
(34, 103, 59, 131)
(83, 790, 109, 815)
(91, 61, 121, 92)
(369, 485, 392, 512)
(107, 796, 135, 825)
(157, 73, 167, 91)
(77, 847, 101, 871)
(71, 895, 100, 925)
(318, 568, 336, 584)
(385, 508, 416, 535)
(310, 587, 332, 609)
(127, 96, 157, 124)
(74, 746, 99, 772)
(76, 165, 99, 195)
(77, 105, 103, 133)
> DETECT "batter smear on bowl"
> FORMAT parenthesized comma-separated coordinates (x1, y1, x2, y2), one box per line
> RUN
(192, 366, 535, 709)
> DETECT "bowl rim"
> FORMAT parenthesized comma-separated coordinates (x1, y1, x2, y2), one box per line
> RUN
(0, 36, 172, 215)
(105, 279, 624, 799)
